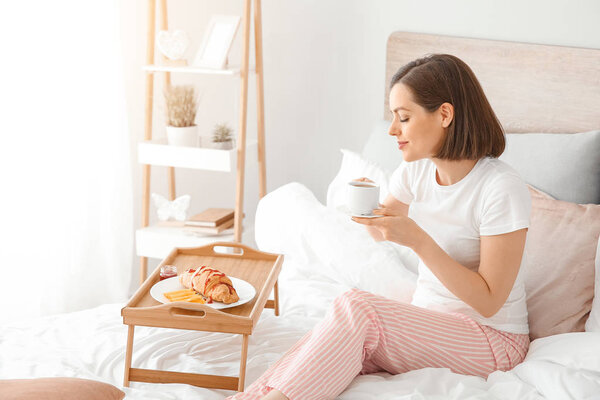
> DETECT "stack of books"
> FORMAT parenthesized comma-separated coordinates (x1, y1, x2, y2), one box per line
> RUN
(183, 208, 236, 234)
(157, 208, 245, 235)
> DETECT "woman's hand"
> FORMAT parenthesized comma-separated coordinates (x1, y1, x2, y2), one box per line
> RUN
(351, 205, 426, 250)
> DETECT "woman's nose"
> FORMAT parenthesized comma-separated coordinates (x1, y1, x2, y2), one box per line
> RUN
(388, 119, 400, 135)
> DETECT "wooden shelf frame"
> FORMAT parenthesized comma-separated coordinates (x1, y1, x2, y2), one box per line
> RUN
(138, 0, 267, 283)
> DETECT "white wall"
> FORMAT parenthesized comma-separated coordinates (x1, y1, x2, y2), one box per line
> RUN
(118, 0, 600, 289)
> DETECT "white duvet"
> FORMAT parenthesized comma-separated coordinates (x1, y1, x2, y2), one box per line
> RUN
(1, 183, 599, 400)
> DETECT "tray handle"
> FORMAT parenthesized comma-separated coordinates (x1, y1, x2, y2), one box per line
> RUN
(168, 302, 212, 319)
(179, 241, 275, 259)
(146, 301, 245, 321)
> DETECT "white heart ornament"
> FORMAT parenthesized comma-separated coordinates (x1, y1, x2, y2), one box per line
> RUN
(157, 30, 190, 60)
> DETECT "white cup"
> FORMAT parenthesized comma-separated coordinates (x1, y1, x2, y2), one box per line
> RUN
(347, 181, 380, 215)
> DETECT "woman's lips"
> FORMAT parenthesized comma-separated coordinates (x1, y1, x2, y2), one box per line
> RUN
(398, 141, 408, 149)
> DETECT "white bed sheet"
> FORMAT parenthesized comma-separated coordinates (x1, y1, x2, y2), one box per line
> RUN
(2, 183, 600, 399)
(3, 259, 600, 399)
(0, 259, 329, 400)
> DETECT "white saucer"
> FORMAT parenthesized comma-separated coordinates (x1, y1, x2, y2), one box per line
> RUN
(336, 204, 384, 218)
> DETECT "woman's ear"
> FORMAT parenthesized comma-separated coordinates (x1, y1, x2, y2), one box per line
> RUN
(439, 102, 454, 128)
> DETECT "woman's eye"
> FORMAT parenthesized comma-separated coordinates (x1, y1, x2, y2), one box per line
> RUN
(400, 118, 409, 123)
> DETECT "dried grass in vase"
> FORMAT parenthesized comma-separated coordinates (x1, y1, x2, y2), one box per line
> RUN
(164, 85, 198, 127)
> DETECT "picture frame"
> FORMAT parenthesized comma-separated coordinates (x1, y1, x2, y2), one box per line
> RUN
(192, 15, 241, 69)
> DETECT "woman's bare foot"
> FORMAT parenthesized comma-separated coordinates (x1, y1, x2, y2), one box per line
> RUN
(260, 388, 289, 400)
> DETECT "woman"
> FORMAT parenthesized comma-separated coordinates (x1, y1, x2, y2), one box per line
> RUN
(227, 54, 531, 400)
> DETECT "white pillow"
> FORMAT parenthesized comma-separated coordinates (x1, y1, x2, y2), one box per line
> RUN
(326, 148, 391, 209)
(585, 235, 600, 332)
(499, 130, 600, 204)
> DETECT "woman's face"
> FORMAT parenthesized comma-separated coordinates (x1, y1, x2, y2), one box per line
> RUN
(388, 83, 452, 162)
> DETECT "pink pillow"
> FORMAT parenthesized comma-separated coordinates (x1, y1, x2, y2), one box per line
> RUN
(524, 185, 600, 340)
(0, 377, 125, 400)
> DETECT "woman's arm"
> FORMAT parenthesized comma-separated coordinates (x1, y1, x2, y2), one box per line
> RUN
(353, 210, 527, 318)
(412, 228, 528, 318)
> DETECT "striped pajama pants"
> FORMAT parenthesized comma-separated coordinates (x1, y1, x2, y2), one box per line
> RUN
(226, 288, 530, 400)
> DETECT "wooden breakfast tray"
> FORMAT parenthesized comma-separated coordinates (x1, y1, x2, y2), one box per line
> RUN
(121, 242, 284, 392)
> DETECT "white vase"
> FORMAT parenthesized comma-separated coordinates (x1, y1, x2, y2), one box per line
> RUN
(166, 125, 198, 147)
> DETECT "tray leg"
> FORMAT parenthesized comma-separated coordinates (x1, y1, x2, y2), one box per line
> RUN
(140, 256, 148, 285)
(123, 325, 135, 387)
(274, 279, 280, 316)
(238, 334, 249, 392)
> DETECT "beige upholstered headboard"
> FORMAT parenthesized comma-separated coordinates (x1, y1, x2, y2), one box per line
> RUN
(384, 32, 600, 133)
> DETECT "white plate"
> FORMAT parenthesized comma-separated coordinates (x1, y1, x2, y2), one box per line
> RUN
(336, 204, 384, 218)
(150, 276, 256, 310)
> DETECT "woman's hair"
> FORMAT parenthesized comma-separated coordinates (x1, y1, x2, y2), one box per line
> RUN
(390, 54, 505, 160)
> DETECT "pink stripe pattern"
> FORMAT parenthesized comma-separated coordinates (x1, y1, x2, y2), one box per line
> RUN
(226, 288, 529, 400)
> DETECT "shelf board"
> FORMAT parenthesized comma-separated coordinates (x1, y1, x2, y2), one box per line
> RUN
(143, 64, 255, 75)
(138, 138, 257, 171)
(135, 224, 255, 259)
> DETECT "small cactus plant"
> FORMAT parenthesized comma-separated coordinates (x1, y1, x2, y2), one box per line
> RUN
(212, 123, 233, 143)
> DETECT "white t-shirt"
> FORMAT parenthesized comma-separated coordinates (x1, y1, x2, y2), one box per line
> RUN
(389, 157, 531, 334)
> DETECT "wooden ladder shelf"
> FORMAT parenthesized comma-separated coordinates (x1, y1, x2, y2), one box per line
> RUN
(138, 0, 267, 284)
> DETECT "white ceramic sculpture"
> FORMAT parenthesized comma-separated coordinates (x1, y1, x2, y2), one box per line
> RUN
(151, 193, 191, 221)
(157, 30, 190, 60)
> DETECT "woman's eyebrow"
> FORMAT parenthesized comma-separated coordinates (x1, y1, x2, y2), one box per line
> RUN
(391, 106, 410, 113)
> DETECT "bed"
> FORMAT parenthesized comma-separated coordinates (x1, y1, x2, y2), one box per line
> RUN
(2, 32, 600, 400)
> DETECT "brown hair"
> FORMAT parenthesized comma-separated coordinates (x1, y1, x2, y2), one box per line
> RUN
(389, 54, 505, 160)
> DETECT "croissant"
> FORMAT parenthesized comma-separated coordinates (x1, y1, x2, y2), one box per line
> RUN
(179, 266, 239, 304)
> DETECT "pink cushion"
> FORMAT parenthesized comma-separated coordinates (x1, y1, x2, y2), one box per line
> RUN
(524, 185, 600, 340)
(0, 377, 125, 400)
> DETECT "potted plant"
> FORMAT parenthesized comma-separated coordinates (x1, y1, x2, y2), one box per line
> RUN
(212, 123, 234, 150)
(164, 84, 198, 147)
